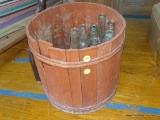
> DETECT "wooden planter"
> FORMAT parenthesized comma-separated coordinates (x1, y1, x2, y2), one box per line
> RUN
(26, 2, 126, 114)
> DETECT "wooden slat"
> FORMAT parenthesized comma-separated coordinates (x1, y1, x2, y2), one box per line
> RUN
(66, 50, 82, 107)
(49, 7, 64, 48)
(72, 3, 85, 28)
(40, 10, 53, 43)
(27, 21, 37, 40)
(108, 51, 121, 95)
(96, 61, 110, 103)
(38, 40, 53, 57)
(43, 63, 61, 102)
(48, 47, 72, 106)
(83, 3, 93, 35)
(32, 15, 45, 40)
(81, 65, 97, 106)
(33, 56, 48, 94)
(79, 48, 97, 107)
(88, 3, 99, 24)
(49, 47, 66, 61)
(60, 3, 74, 49)
(96, 43, 112, 102)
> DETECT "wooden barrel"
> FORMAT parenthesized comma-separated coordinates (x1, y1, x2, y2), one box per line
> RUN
(26, 2, 126, 114)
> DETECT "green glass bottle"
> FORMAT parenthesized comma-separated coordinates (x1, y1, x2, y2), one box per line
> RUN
(102, 20, 115, 43)
(90, 24, 100, 46)
(79, 24, 90, 49)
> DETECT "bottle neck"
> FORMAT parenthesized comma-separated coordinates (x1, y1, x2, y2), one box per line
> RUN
(90, 25, 99, 37)
(108, 23, 115, 30)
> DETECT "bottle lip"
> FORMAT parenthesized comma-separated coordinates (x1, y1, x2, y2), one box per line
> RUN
(108, 19, 115, 24)
(108, 24, 115, 30)
(99, 13, 106, 16)
(70, 28, 79, 35)
(90, 24, 98, 28)
(90, 24, 98, 32)
(80, 24, 86, 27)
(79, 24, 86, 30)
(99, 13, 106, 20)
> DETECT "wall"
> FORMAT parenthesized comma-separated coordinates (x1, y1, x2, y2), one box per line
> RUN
(75, 0, 160, 15)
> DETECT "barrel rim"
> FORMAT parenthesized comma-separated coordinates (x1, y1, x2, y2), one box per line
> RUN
(26, 2, 126, 51)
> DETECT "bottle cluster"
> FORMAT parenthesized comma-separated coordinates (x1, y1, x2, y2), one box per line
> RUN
(70, 13, 115, 49)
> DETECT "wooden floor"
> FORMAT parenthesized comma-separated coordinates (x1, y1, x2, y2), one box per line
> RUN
(0, 18, 160, 120)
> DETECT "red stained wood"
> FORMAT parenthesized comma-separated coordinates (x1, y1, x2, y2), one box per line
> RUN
(81, 65, 97, 106)
(32, 15, 45, 40)
(48, 47, 72, 106)
(96, 61, 110, 103)
(79, 47, 97, 60)
(97, 42, 112, 56)
(60, 4, 74, 49)
(49, 47, 66, 61)
(89, 3, 99, 24)
(79, 48, 97, 106)
(34, 57, 48, 94)
(72, 3, 85, 28)
(68, 68, 82, 107)
(41, 10, 53, 25)
(111, 35, 122, 51)
(49, 7, 64, 48)
(96, 43, 111, 102)
(83, 3, 93, 36)
(38, 40, 53, 57)
(43, 63, 63, 103)
(66, 50, 82, 107)
(39, 39, 63, 104)
(27, 21, 40, 53)
(108, 52, 120, 95)
(39, 11, 53, 43)
(66, 50, 80, 62)
(28, 37, 40, 53)
(27, 21, 37, 40)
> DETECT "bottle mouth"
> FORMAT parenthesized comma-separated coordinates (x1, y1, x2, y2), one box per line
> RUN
(80, 24, 86, 27)
(108, 19, 115, 24)
(79, 24, 86, 30)
(99, 13, 106, 16)
(98, 13, 106, 20)
(90, 24, 98, 31)
(70, 28, 79, 35)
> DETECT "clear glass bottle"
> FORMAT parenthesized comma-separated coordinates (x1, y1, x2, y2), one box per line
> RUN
(79, 24, 90, 49)
(70, 28, 79, 49)
(102, 20, 115, 43)
(90, 24, 100, 46)
(98, 13, 106, 43)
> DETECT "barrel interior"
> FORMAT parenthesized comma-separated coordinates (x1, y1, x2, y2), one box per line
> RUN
(28, 2, 124, 49)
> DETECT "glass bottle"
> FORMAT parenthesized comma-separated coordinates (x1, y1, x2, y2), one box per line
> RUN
(79, 24, 90, 49)
(70, 28, 79, 49)
(102, 20, 115, 43)
(90, 24, 100, 46)
(98, 13, 106, 43)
